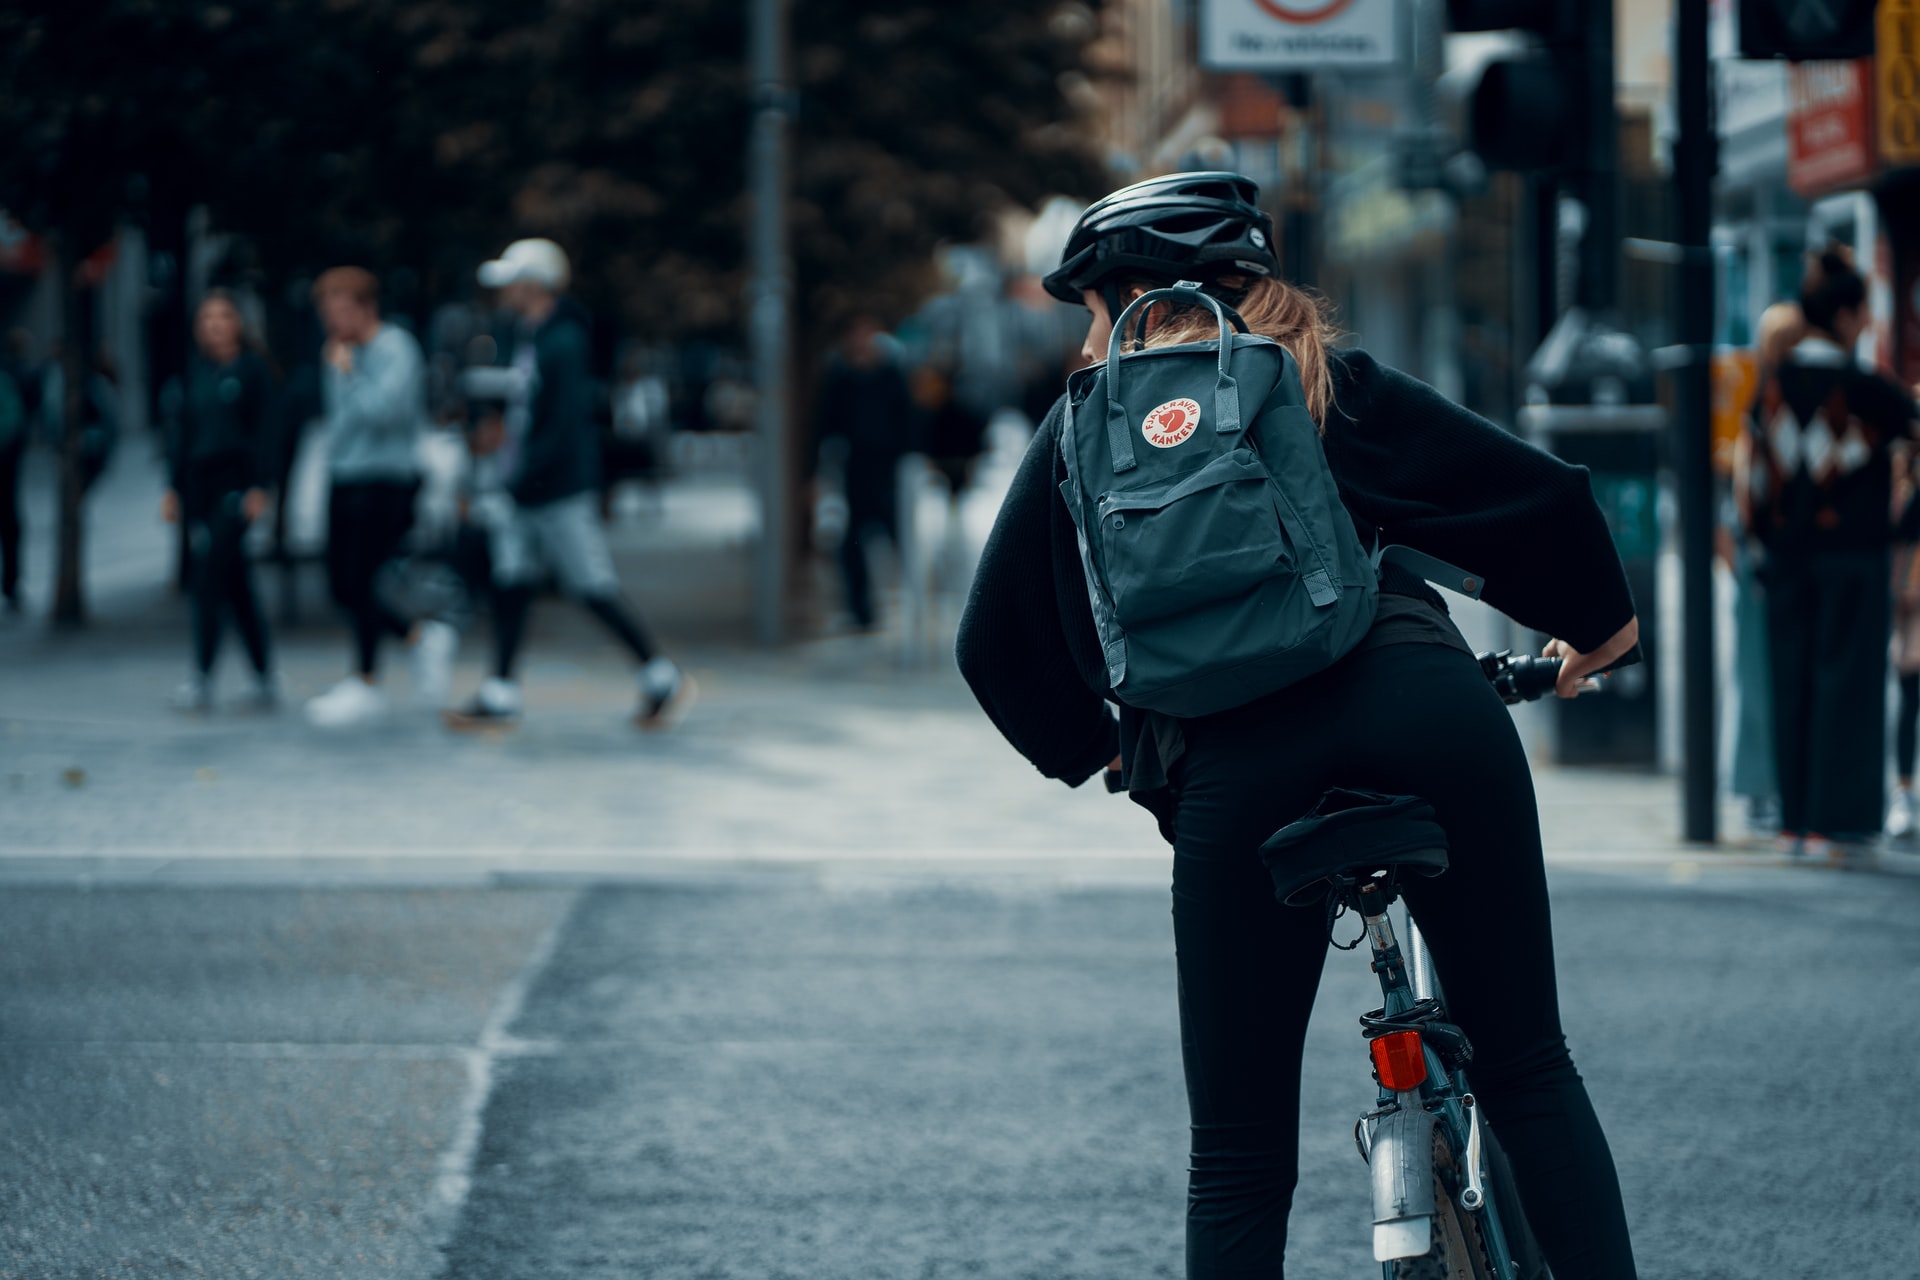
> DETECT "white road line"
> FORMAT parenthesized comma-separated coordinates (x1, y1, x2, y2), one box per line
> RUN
(3, 1039, 571, 1060)
(424, 889, 582, 1264)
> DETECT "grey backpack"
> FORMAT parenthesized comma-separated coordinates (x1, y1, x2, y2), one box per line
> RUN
(1059, 284, 1377, 717)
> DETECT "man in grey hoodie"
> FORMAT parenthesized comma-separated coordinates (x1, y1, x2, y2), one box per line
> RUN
(305, 266, 456, 727)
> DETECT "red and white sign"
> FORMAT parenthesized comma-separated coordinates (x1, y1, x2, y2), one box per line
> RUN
(1142, 398, 1202, 449)
(1201, 0, 1397, 70)
(1788, 59, 1878, 197)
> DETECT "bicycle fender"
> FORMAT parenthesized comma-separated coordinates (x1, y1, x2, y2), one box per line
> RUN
(1367, 1101, 1437, 1261)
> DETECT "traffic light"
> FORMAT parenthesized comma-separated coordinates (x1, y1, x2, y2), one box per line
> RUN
(1739, 0, 1876, 60)
(1445, 1, 1583, 172)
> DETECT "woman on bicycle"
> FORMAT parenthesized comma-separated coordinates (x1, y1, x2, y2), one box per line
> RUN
(957, 173, 1641, 1279)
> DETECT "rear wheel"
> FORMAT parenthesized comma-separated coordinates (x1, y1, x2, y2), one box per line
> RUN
(1389, 1130, 1496, 1280)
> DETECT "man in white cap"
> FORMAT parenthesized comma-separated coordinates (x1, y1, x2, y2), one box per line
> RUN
(446, 238, 693, 730)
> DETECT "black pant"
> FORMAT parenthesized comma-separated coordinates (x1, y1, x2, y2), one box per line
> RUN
(0, 439, 21, 603)
(1764, 551, 1890, 837)
(840, 477, 897, 630)
(1898, 672, 1919, 781)
(487, 587, 656, 681)
(1167, 642, 1636, 1280)
(325, 480, 417, 677)
(187, 494, 270, 677)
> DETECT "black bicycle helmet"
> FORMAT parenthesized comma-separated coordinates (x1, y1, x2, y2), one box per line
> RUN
(1041, 171, 1280, 305)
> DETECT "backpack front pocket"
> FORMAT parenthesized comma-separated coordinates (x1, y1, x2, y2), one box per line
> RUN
(1097, 450, 1295, 628)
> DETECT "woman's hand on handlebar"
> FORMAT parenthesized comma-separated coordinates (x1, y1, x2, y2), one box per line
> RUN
(1543, 617, 1640, 699)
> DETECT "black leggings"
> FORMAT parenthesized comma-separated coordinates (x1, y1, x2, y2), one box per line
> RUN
(326, 480, 417, 677)
(1167, 642, 1636, 1280)
(187, 496, 270, 677)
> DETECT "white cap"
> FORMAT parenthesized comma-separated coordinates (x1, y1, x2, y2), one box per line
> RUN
(478, 238, 570, 289)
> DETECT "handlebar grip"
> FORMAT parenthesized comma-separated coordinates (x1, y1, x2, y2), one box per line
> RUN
(1509, 656, 1563, 702)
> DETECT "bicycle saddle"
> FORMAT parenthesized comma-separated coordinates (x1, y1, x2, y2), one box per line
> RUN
(1258, 788, 1450, 907)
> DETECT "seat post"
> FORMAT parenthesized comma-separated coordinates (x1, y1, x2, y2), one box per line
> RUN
(1352, 877, 1418, 1016)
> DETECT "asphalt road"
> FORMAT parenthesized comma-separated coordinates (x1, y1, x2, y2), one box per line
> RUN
(3, 865, 1916, 1279)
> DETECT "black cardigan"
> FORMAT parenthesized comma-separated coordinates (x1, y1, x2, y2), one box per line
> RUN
(955, 348, 1637, 789)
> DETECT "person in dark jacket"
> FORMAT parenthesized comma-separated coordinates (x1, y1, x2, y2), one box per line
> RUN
(1737, 246, 1919, 853)
(162, 290, 279, 711)
(956, 174, 1642, 1280)
(446, 239, 692, 730)
(813, 315, 913, 630)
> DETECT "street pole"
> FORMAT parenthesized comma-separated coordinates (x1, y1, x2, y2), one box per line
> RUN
(1575, 0, 1618, 315)
(1672, 0, 1717, 842)
(748, 0, 792, 646)
(1281, 74, 1314, 288)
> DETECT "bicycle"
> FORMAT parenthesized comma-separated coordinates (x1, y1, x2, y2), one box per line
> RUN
(1259, 647, 1624, 1280)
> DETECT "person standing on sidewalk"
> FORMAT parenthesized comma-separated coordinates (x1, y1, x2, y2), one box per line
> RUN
(1726, 301, 1804, 836)
(305, 266, 456, 728)
(813, 315, 912, 631)
(1743, 246, 1919, 854)
(445, 239, 690, 731)
(162, 291, 280, 711)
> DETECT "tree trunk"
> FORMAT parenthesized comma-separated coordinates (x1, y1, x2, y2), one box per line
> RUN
(51, 233, 87, 627)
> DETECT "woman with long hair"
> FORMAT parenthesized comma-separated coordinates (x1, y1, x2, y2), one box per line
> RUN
(957, 173, 1641, 1278)
(163, 289, 279, 711)
(1743, 246, 1919, 853)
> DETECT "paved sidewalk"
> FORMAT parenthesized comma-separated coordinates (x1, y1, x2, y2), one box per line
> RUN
(2, 424, 1896, 888)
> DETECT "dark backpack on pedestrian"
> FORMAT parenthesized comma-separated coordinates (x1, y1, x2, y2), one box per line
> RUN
(1058, 284, 1377, 717)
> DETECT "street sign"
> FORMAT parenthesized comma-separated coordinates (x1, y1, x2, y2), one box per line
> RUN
(1201, 0, 1399, 70)
(1786, 58, 1877, 196)
(1880, 0, 1920, 165)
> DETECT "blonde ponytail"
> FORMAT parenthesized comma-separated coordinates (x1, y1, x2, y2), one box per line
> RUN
(1138, 275, 1340, 428)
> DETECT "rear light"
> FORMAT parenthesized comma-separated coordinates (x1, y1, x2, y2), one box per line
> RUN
(1369, 1030, 1428, 1091)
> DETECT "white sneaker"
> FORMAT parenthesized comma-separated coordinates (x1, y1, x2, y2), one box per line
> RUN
(305, 677, 388, 728)
(1888, 788, 1917, 840)
(170, 674, 213, 714)
(443, 677, 523, 731)
(634, 658, 695, 730)
(410, 620, 459, 708)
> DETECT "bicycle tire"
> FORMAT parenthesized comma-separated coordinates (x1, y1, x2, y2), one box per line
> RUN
(1389, 1129, 1496, 1280)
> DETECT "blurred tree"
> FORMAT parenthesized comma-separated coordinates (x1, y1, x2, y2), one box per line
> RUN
(0, 0, 1108, 619)
(399, 0, 1111, 339)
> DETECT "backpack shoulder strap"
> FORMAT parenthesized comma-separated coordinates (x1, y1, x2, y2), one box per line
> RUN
(1102, 283, 1247, 475)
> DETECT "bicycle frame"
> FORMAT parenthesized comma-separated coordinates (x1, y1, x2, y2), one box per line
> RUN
(1352, 883, 1525, 1280)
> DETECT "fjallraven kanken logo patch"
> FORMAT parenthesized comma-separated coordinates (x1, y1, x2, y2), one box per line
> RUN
(1060, 283, 1378, 717)
(1143, 398, 1201, 448)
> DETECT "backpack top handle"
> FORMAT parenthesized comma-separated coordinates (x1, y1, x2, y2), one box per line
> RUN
(1104, 282, 1252, 475)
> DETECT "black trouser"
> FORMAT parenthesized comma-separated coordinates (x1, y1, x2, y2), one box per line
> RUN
(486, 587, 656, 681)
(1898, 672, 1919, 781)
(1167, 642, 1637, 1280)
(840, 471, 897, 630)
(0, 439, 20, 603)
(325, 480, 417, 677)
(187, 493, 270, 677)
(1764, 550, 1890, 837)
